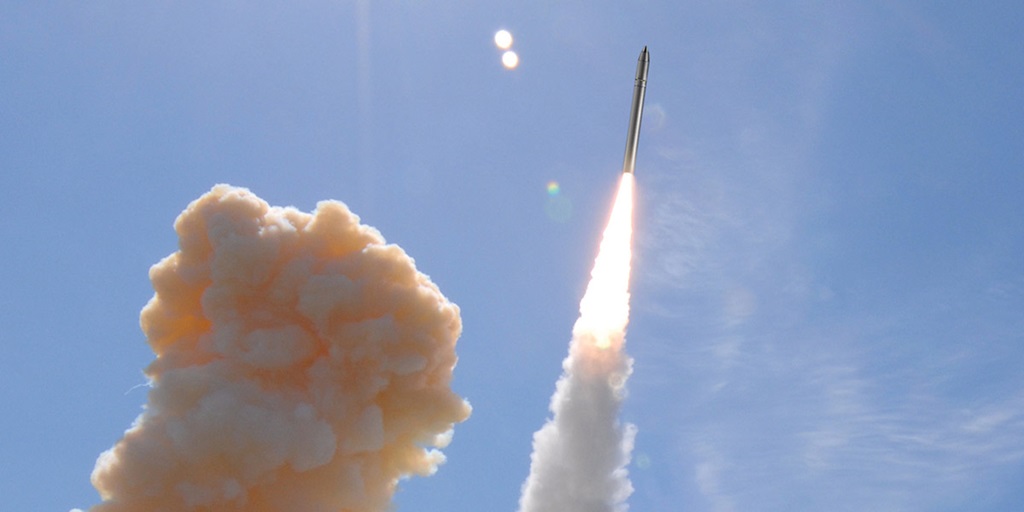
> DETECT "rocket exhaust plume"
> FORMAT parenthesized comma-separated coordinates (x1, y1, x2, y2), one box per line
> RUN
(518, 173, 637, 512)
(89, 185, 470, 512)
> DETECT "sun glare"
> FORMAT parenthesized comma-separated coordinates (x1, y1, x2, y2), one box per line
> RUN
(502, 50, 520, 69)
(494, 29, 513, 50)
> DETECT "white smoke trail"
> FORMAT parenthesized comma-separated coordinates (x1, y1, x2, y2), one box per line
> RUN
(519, 174, 636, 512)
(89, 185, 470, 512)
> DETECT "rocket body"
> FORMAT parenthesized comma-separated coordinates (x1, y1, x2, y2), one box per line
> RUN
(621, 46, 649, 175)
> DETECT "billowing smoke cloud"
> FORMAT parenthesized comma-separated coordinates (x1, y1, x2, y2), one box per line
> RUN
(519, 174, 636, 512)
(90, 185, 470, 512)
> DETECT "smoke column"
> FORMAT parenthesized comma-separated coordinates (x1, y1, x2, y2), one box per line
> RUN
(89, 185, 470, 512)
(518, 173, 636, 512)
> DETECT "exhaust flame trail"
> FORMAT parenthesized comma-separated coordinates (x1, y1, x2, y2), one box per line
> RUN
(88, 185, 470, 512)
(518, 173, 636, 512)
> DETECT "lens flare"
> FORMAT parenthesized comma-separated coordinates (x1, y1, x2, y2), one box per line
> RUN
(546, 181, 561, 196)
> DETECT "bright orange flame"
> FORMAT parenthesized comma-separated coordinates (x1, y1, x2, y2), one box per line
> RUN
(575, 173, 634, 349)
(518, 174, 636, 512)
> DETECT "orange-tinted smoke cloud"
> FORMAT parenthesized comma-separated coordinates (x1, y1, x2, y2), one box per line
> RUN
(89, 185, 470, 512)
(518, 173, 636, 512)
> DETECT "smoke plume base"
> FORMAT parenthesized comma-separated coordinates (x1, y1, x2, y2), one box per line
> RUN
(89, 185, 470, 512)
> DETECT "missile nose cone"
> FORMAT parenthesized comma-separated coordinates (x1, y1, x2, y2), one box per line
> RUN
(635, 47, 649, 88)
(638, 48, 648, 71)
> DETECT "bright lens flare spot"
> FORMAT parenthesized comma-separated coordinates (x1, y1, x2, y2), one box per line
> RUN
(575, 173, 634, 350)
(547, 181, 560, 196)
(502, 50, 520, 69)
(494, 30, 513, 50)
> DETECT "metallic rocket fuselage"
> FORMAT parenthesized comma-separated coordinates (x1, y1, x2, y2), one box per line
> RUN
(621, 46, 649, 175)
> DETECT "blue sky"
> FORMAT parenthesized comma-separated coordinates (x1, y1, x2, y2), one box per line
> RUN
(2, 2, 1023, 511)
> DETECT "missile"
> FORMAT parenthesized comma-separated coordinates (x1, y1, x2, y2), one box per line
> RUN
(621, 46, 649, 175)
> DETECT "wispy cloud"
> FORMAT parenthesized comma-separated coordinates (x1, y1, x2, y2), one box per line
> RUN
(626, 4, 1024, 510)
